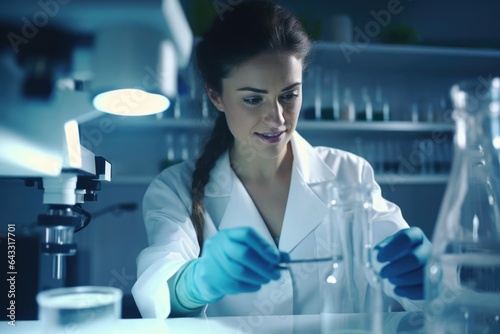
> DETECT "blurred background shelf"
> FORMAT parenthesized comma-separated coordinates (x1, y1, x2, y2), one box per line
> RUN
(376, 174, 449, 185)
(298, 120, 454, 133)
(110, 173, 449, 186)
(81, 116, 214, 130)
(83, 116, 454, 133)
(313, 41, 500, 75)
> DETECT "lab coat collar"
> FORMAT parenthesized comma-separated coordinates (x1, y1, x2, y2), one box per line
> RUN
(205, 132, 335, 252)
(204, 132, 336, 196)
(289, 132, 337, 184)
(218, 174, 278, 247)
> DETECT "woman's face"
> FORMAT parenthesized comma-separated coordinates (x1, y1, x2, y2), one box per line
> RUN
(210, 52, 303, 161)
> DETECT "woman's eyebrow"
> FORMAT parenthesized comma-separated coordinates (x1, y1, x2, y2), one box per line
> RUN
(236, 82, 302, 94)
(281, 82, 301, 91)
(237, 87, 267, 93)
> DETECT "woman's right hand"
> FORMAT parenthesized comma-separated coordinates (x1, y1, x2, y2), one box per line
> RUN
(185, 227, 282, 304)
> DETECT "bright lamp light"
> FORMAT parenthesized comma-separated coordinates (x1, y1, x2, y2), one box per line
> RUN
(93, 89, 170, 116)
(91, 26, 177, 116)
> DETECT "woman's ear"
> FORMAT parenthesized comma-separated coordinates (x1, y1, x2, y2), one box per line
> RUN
(206, 87, 224, 112)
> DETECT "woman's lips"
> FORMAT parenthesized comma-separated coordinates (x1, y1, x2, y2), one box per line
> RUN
(255, 131, 285, 144)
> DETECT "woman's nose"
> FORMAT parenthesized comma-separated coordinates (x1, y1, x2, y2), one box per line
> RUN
(265, 101, 285, 126)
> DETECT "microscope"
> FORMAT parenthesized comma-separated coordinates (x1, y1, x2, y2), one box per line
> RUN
(0, 0, 192, 284)
(35, 155, 111, 280)
(0, 24, 113, 281)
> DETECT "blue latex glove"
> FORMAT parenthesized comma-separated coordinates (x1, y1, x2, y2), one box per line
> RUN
(182, 227, 283, 304)
(375, 227, 431, 300)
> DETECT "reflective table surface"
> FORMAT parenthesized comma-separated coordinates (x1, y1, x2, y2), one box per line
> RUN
(3, 312, 425, 333)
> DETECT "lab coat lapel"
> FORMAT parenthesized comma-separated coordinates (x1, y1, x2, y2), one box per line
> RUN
(218, 176, 277, 247)
(279, 167, 328, 253)
(204, 133, 337, 252)
(279, 133, 336, 253)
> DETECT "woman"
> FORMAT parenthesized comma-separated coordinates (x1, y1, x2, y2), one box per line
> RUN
(132, 0, 430, 318)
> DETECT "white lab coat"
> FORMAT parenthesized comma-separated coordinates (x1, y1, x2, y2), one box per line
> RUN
(132, 132, 422, 319)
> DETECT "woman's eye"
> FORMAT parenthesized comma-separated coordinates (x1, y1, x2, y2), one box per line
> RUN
(243, 97, 263, 106)
(281, 92, 298, 102)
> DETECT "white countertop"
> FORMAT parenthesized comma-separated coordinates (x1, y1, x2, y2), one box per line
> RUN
(2, 312, 425, 334)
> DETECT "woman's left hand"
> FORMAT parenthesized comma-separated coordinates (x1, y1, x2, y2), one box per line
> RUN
(374, 227, 432, 300)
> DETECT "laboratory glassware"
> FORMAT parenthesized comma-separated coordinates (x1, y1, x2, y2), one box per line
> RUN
(321, 183, 383, 334)
(372, 86, 390, 122)
(425, 77, 500, 333)
(340, 87, 356, 121)
(37, 286, 122, 334)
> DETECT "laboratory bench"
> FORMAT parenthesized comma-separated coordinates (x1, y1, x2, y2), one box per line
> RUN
(2, 312, 425, 333)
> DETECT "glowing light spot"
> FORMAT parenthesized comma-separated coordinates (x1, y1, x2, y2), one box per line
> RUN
(93, 89, 170, 116)
(430, 265, 438, 275)
(326, 276, 337, 284)
(493, 137, 500, 150)
(492, 78, 500, 88)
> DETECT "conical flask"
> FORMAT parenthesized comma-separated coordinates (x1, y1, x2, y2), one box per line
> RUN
(425, 77, 500, 333)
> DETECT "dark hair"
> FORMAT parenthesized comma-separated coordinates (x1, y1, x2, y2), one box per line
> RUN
(190, 0, 312, 251)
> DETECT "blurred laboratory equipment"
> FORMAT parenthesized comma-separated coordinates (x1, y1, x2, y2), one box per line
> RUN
(321, 183, 383, 334)
(159, 132, 202, 171)
(375, 141, 385, 174)
(411, 103, 420, 123)
(159, 59, 202, 120)
(417, 139, 434, 175)
(372, 86, 390, 121)
(426, 102, 435, 123)
(340, 87, 356, 121)
(409, 96, 452, 124)
(37, 286, 122, 334)
(303, 68, 339, 120)
(332, 71, 340, 121)
(36, 160, 111, 281)
(356, 87, 373, 121)
(159, 133, 176, 170)
(178, 133, 190, 161)
(328, 136, 453, 179)
(0, 0, 193, 285)
(314, 66, 323, 120)
(383, 141, 397, 174)
(321, 71, 335, 120)
(296, 61, 471, 125)
(425, 78, 500, 333)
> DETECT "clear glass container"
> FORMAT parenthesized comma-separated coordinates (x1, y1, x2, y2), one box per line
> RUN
(340, 88, 356, 122)
(425, 77, 500, 333)
(321, 183, 383, 334)
(37, 286, 122, 334)
(372, 86, 389, 122)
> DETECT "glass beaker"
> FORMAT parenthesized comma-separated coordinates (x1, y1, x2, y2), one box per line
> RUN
(425, 77, 500, 333)
(321, 183, 383, 334)
(37, 286, 122, 334)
